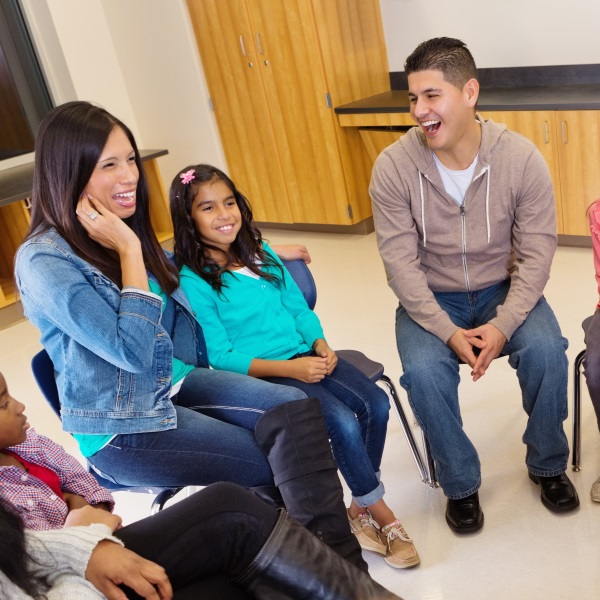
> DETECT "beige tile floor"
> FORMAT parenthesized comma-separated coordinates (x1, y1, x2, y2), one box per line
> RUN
(1, 229, 599, 600)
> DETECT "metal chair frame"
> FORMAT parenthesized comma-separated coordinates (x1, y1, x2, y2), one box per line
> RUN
(281, 259, 438, 487)
(572, 348, 585, 471)
(31, 349, 183, 513)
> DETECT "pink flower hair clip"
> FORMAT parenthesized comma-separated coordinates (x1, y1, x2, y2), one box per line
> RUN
(180, 169, 196, 185)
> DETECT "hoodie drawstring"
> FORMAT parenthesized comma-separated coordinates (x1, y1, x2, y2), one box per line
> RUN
(418, 164, 491, 245)
(484, 165, 491, 243)
(418, 171, 427, 247)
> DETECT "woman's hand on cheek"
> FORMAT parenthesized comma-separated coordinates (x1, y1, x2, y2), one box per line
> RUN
(76, 194, 141, 255)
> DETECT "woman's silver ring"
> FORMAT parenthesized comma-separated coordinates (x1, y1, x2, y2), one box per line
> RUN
(88, 210, 98, 221)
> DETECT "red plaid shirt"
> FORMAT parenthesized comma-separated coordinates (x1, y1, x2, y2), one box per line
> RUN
(0, 428, 114, 530)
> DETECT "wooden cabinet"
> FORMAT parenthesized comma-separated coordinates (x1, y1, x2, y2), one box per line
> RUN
(0, 199, 30, 308)
(0, 156, 172, 309)
(186, 0, 389, 227)
(481, 110, 600, 236)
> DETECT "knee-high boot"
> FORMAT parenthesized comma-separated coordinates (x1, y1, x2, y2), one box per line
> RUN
(235, 510, 401, 600)
(254, 397, 368, 573)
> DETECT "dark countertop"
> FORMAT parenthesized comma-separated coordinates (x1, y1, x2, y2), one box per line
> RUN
(335, 85, 600, 114)
(0, 149, 168, 208)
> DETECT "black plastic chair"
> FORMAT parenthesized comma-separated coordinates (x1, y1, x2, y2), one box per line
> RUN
(281, 259, 437, 487)
(572, 315, 592, 471)
(31, 349, 183, 513)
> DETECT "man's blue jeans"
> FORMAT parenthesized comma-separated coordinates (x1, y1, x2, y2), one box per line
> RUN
(395, 280, 570, 499)
(88, 368, 306, 488)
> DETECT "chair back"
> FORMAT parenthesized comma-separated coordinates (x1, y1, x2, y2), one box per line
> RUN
(281, 259, 317, 310)
(31, 349, 61, 417)
(30, 349, 170, 495)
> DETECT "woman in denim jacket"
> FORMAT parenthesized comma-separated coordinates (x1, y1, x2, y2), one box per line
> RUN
(14, 101, 367, 571)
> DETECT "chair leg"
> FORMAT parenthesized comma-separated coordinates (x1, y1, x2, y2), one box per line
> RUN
(572, 349, 585, 472)
(151, 487, 184, 514)
(421, 431, 439, 488)
(379, 374, 435, 485)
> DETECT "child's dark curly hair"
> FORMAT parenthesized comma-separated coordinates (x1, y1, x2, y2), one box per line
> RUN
(170, 164, 282, 293)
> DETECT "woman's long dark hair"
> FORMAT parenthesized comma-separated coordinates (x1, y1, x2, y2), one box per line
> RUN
(170, 164, 282, 293)
(0, 499, 48, 598)
(24, 101, 178, 293)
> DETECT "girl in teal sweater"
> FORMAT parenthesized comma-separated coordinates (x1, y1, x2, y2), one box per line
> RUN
(170, 164, 419, 570)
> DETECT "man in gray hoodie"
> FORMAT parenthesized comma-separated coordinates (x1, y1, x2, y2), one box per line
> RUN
(370, 37, 578, 533)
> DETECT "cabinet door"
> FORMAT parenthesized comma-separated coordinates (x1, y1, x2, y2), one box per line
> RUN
(480, 111, 563, 234)
(555, 110, 600, 236)
(311, 0, 390, 223)
(0, 200, 30, 307)
(245, 0, 352, 225)
(186, 0, 293, 223)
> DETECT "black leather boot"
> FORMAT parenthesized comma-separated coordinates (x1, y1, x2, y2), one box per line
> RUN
(255, 397, 368, 572)
(235, 510, 401, 600)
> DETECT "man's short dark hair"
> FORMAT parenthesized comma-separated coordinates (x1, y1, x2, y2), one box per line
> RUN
(405, 37, 477, 89)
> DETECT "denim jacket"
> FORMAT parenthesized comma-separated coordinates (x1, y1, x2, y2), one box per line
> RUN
(14, 229, 208, 435)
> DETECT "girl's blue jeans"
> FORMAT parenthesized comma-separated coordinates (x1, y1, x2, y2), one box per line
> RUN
(396, 280, 570, 499)
(262, 356, 390, 508)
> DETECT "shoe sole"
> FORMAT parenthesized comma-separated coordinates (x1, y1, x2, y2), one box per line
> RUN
(353, 536, 386, 555)
(384, 555, 421, 569)
(528, 473, 580, 513)
(361, 544, 387, 556)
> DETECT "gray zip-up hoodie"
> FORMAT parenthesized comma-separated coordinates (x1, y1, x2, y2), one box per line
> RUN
(370, 115, 557, 343)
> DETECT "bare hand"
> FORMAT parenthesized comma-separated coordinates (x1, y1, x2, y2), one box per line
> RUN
(464, 324, 506, 381)
(65, 505, 122, 531)
(63, 492, 90, 512)
(289, 356, 328, 382)
(447, 328, 486, 372)
(86, 540, 172, 600)
(312, 339, 338, 375)
(76, 194, 141, 255)
(271, 244, 311, 264)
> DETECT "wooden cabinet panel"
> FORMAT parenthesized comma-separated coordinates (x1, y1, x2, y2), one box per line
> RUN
(186, 0, 293, 223)
(0, 200, 30, 307)
(186, 0, 389, 227)
(555, 110, 600, 236)
(246, 0, 349, 224)
(481, 110, 600, 236)
(480, 110, 563, 234)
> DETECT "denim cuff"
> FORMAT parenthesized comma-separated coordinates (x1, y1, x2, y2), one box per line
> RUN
(352, 480, 385, 508)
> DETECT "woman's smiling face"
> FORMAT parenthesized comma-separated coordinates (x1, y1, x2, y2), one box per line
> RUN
(84, 126, 139, 220)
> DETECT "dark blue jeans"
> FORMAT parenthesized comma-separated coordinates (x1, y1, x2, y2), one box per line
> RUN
(262, 356, 390, 507)
(88, 368, 306, 488)
(396, 280, 570, 499)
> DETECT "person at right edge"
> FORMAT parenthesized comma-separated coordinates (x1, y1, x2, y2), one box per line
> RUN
(370, 36, 579, 534)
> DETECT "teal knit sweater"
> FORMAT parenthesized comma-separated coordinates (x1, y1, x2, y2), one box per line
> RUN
(179, 243, 324, 374)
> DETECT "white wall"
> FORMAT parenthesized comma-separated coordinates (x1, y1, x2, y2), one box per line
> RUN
(17, 0, 226, 188)
(15, 0, 600, 182)
(380, 0, 600, 71)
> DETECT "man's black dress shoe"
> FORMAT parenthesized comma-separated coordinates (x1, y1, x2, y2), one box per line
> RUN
(529, 472, 580, 513)
(445, 492, 484, 533)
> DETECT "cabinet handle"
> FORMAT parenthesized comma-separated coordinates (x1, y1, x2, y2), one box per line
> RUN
(239, 35, 247, 56)
(561, 120, 568, 144)
(542, 121, 549, 144)
(256, 33, 264, 55)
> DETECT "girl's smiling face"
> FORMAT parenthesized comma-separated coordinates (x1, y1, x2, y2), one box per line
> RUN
(84, 126, 139, 220)
(0, 373, 29, 449)
(191, 179, 242, 255)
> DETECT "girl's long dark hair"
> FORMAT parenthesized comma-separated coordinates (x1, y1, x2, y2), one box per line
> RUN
(170, 164, 282, 292)
(0, 499, 48, 598)
(24, 101, 178, 293)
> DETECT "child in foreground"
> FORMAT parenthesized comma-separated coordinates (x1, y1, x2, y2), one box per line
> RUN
(0, 369, 401, 599)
